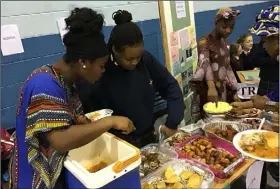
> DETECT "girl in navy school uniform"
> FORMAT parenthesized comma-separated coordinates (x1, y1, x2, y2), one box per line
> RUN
(78, 10, 185, 148)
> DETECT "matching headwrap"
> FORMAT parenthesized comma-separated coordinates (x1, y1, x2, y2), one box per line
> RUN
(249, 5, 279, 36)
(215, 8, 241, 23)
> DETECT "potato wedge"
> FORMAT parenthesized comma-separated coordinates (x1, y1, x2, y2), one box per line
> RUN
(180, 170, 193, 180)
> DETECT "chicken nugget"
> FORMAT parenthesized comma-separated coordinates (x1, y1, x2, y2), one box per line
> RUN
(199, 145, 206, 151)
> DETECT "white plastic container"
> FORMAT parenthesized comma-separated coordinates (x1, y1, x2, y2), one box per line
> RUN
(64, 132, 141, 188)
(85, 109, 113, 121)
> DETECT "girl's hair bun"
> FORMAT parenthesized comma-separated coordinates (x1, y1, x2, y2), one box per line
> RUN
(112, 10, 132, 25)
(65, 7, 105, 35)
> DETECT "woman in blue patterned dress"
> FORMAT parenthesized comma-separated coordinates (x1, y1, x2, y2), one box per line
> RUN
(8, 8, 134, 189)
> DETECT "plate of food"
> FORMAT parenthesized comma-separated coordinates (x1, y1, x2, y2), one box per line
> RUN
(227, 108, 261, 118)
(203, 102, 233, 114)
(85, 109, 113, 121)
(233, 130, 279, 162)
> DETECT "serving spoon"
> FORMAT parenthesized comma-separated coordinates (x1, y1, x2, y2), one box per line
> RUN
(258, 118, 266, 130)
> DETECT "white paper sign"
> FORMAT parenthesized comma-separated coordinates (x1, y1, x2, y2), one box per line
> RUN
(237, 83, 259, 99)
(56, 17, 68, 41)
(1, 24, 24, 56)
(175, 1, 186, 19)
(179, 28, 190, 50)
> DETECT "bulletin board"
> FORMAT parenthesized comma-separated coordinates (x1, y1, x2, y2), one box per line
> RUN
(158, 1, 198, 124)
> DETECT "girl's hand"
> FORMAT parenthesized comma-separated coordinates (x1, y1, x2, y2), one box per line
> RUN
(111, 116, 135, 135)
(160, 125, 177, 137)
(77, 115, 91, 124)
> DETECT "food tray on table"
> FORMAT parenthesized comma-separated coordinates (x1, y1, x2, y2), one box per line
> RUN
(163, 132, 191, 148)
(202, 121, 253, 143)
(203, 102, 233, 114)
(140, 144, 178, 179)
(163, 124, 204, 148)
(179, 124, 205, 135)
(227, 108, 261, 118)
(240, 118, 261, 129)
(141, 159, 215, 189)
(174, 135, 245, 179)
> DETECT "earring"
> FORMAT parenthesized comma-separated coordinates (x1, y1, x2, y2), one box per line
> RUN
(83, 65, 86, 69)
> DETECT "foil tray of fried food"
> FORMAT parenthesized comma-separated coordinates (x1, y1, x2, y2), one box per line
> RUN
(163, 132, 191, 148)
(141, 159, 215, 189)
(140, 144, 177, 179)
(202, 121, 252, 142)
(175, 135, 245, 178)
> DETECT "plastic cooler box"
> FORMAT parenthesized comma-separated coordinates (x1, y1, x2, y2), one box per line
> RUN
(64, 132, 141, 188)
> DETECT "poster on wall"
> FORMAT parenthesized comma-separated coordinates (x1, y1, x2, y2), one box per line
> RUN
(179, 50, 187, 72)
(186, 48, 192, 59)
(171, 45, 179, 63)
(57, 17, 68, 42)
(181, 70, 188, 83)
(179, 28, 190, 50)
(170, 32, 179, 47)
(172, 61, 181, 77)
(188, 25, 197, 48)
(1, 24, 24, 56)
(170, 1, 191, 31)
(175, 1, 186, 19)
(179, 55, 185, 68)
(192, 47, 198, 73)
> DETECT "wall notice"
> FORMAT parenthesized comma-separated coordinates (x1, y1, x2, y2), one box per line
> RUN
(170, 32, 179, 47)
(57, 17, 68, 42)
(175, 1, 186, 19)
(179, 28, 190, 50)
(192, 48, 198, 73)
(1, 24, 24, 56)
(171, 45, 179, 63)
(188, 25, 197, 48)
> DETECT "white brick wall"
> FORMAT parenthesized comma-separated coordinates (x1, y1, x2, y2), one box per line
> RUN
(1, 1, 160, 38)
(1, 1, 270, 39)
(193, 1, 267, 12)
